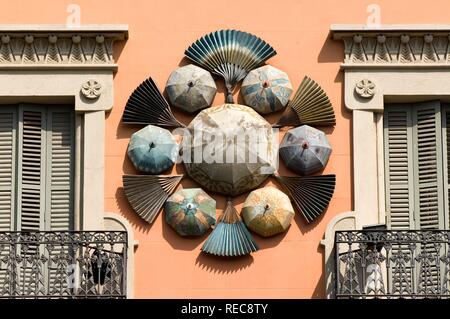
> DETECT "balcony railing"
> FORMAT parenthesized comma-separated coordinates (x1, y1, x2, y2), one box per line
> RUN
(0, 231, 127, 298)
(335, 230, 450, 298)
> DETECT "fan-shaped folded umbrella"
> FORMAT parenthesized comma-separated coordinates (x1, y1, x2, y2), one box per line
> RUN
(127, 125, 179, 174)
(201, 200, 258, 257)
(274, 76, 335, 127)
(241, 186, 294, 237)
(165, 188, 216, 236)
(241, 65, 293, 114)
(185, 30, 277, 103)
(274, 174, 336, 223)
(279, 125, 332, 176)
(122, 174, 183, 223)
(166, 64, 217, 113)
(122, 77, 184, 128)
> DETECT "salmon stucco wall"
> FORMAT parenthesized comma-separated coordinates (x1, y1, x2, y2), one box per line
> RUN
(2, 0, 450, 298)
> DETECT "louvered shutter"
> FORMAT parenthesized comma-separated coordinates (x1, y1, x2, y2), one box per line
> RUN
(412, 102, 443, 295)
(0, 107, 16, 231)
(412, 101, 445, 230)
(384, 105, 415, 295)
(385, 101, 444, 295)
(440, 104, 450, 229)
(45, 108, 74, 231)
(17, 106, 46, 231)
(384, 106, 415, 230)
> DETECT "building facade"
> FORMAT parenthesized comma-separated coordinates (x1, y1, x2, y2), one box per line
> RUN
(1, 0, 450, 299)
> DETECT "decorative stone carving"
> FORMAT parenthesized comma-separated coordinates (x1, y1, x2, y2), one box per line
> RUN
(332, 27, 450, 65)
(0, 26, 127, 69)
(355, 79, 375, 98)
(81, 79, 102, 99)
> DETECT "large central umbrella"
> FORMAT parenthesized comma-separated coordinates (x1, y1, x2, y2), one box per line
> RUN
(183, 104, 276, 196)
(241, 65, 293, 114)
(241, 186, 294, 237)
(279, 125, 331, 176)
(165, 188, 216, 236)
(166, 64, 217, 113)
(127, 125, 179, 174)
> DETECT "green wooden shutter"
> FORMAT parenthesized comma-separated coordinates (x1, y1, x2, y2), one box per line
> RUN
(16, 105, 74, 232)
(0, 107, 16, 231)
(384, 106, 415, 230)
(45, 108, 74, 231)
(412, 101, 445, 230)
(385, 101, 445, 295)
(17, 106, 46, 232)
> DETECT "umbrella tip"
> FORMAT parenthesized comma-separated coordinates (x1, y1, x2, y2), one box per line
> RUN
(302, 141, 309, 149)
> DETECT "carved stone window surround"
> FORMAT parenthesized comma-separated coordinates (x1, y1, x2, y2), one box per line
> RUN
(0, 25, 134, 297)
(321, 24, 450, 298)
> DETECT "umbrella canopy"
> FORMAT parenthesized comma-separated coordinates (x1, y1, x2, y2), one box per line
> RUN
(279, 125, 331, 175)
(241, 65, 293, 114)
(166, 64, 217, 113)
(183, 104, 276, 196)
(241, 186, 294, 237)
(127, 125, 179, 174)
(165, 188, 216, 236)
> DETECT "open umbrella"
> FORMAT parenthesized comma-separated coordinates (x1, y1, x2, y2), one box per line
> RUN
(166, 64, 217, 113)
(241, 65, 293, 114)
(165, 188, 216, 236)
(182, 104, 276, 196)
(127, 124, 179, 174)
(279, 125, 331, 175)
(241, 186, 294, 237)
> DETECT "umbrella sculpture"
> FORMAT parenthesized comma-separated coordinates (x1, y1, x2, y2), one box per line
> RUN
(202, 200, 258, 256)
(122, 174, 183, 223)
(274, 76, 335, 127)
(241, 186, 295, 237)
(165, 188, 216, 236)
(182, 103, 276, 196)
(122, 77, 184, 128)
(127, 124, 179, 174)
(279, 125, 332, 176)
(241, 65, 293, 114)
(166, 64, 217, 113)
(185, 30, 277, 103)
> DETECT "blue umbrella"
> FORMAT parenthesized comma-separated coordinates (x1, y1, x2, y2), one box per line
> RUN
(127, 125, 179, 174)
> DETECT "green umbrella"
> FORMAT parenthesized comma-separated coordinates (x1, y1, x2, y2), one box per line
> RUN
(127, 125, 179, 174)
(165, 188, 216, 236)
(241, 65, 293, 114)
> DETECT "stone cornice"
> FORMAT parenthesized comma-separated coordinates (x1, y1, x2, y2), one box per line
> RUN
(0, 24, 128, 71)
(331, 24, 450, 68)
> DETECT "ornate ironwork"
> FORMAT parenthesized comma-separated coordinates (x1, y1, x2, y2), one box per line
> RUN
(0, 231, 127, 298)
(335, 230, 450, 298)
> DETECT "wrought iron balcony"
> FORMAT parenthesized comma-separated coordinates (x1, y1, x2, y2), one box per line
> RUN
(335, 230, 450, 298)
(0, 231, 127, 298)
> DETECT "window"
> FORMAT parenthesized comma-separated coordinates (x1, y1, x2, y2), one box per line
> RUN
(0, 104, 74, 232)
(384, 100, 450, 230)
